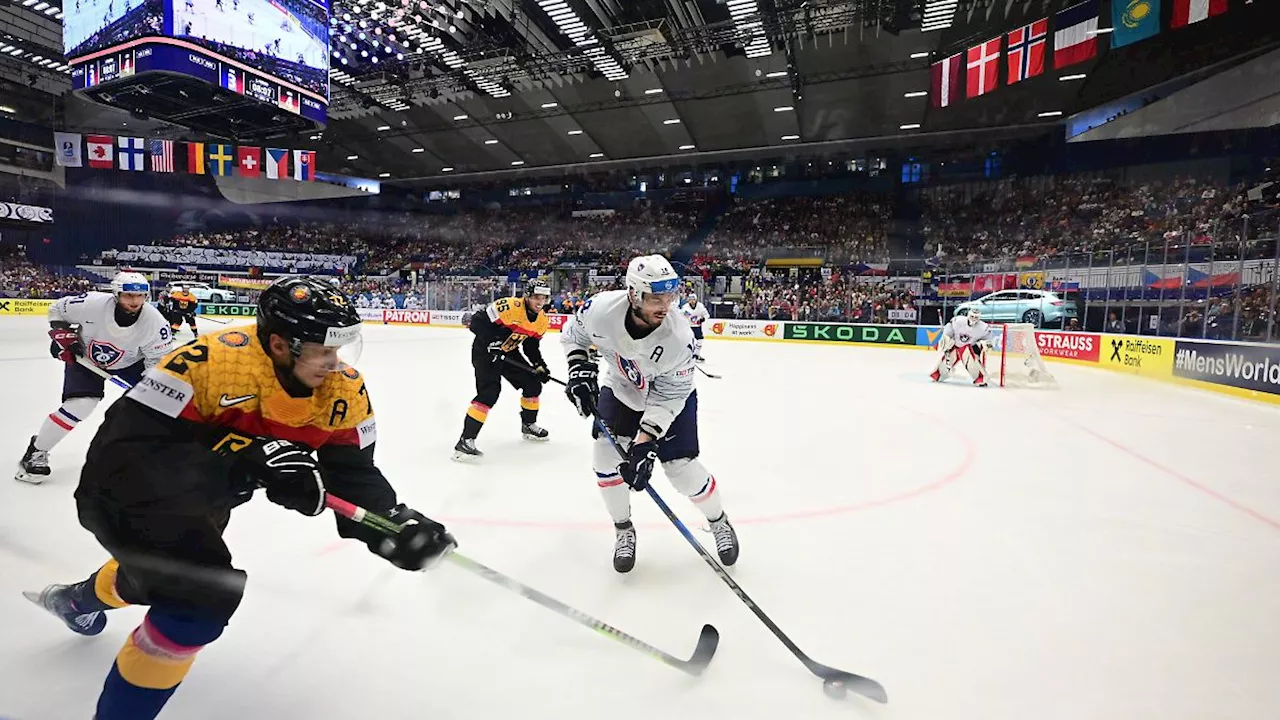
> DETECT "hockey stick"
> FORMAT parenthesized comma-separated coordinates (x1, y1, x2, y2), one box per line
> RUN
(694, 365, 721, 380)
(590, 417, 888, 703)
(323, 495, 718, 676)
(76, 356, 137, 392)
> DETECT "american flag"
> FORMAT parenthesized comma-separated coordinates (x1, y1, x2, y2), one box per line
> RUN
(149, 139, 174, 173)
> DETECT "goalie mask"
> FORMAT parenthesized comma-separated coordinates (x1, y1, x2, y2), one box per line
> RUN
(967, 308, 982, 326)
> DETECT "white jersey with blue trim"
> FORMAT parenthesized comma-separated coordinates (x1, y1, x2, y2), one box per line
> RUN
(943, 314, 993, 347)
(49, 292, 173, 370)
(561, 289, 697, 438)
(680, 302, 709, 327)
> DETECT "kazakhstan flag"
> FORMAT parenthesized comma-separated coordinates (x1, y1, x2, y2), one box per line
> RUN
(1112, 0, 1160, 48)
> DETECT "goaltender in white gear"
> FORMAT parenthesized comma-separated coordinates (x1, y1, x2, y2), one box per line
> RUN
(931, 308, 994, 386)
(15, 272, 172, 483)
(562, 255, 739, 572)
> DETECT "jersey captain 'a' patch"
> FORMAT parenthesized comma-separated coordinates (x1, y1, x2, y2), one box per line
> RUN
(616, 355, 647, 390)
(89, 339, 126, 367)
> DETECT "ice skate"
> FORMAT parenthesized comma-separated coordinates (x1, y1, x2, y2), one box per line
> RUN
(708, 513, 739, 566)
(23, 584, 107, 636)
(521, 423, 549, 442)
(452, 437, 483, 462)
(613, 521, 636, 573)
(15, 436, 49, 484)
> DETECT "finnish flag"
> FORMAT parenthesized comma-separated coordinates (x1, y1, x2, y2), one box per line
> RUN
(118, 136, 146, 172)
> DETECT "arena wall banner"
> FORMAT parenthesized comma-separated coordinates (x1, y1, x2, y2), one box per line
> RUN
(887, 309, 918, 322)
(0, 298, 55, 316)
(705, 320, 782, 340)
(200, 303, 257, 317)
(916, 326, 944, 348)
(1033, 331, 1100, 363)
(783, 323, 914, 345)
(546, 313, 569, 331)
(357, 308, 384, 321)
(1172, 340, 1280, 398)
(428, 310, 466, 326)
(1099, 335, 1175, 376)
(382, 309, 433, 325)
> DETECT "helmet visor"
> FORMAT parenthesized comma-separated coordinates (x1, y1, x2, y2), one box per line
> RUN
(294, 323, 363, 374)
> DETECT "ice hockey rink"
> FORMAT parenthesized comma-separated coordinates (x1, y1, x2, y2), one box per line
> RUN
(2, 316, 1279, 720)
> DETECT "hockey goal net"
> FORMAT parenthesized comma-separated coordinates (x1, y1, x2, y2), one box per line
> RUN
(993, 323, 1056, 388)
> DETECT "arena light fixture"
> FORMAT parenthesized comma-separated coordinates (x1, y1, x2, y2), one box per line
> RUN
(921, 0, 958, 31)
(1037, 111, 1064, 117)
(379, 172, 391, 178)
(536, 0, 628, 80)
(679, 144, 695, 150)
(541, 102, 558, 108)
(347, 155, 359, 160)
(441, 166, 454, 172)
(484, 139, 499, 144)
(412, 148, 425, 153)
(589, 152, 604, 158)
(662, 118, 681, 124)
(904, 91, 928, 98)
(453, 114, 468, 120)
(567, 129, 583, 135)
(909, 52, 930, 59)
(765, 70, 787, 78)
(900, 123, 921, 130)
(773, 106, 793, 112)
(43, 5, 57, 14)
(511, 160, 524, 166)
(20, 0, 37, 6)
(1060, 73, 1087, 81)
(33, 1, 47, 10)
(644, 88, 663, 95)
(377, 125, 391, 130)
(781, 134, 799, 140)
(726, 0, 771, 58)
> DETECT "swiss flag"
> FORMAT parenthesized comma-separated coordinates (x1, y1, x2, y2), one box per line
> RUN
(966, 37, 1001, 99)
(238, 146, 261, 178)
(86, 135, 114, 169)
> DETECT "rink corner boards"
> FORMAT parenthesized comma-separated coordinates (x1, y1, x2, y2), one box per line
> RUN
(181, 304, 1280, 407)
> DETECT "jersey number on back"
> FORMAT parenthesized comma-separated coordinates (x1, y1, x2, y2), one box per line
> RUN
(164, 343, 209, 375)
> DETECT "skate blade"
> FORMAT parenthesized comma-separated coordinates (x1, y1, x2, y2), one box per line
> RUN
(521, 434, 550, 443)
(451, 451, 481, 463)
(14, 469, 46, 485)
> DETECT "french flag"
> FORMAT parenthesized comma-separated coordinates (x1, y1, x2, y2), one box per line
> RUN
(1053, 0, 1100, 70)
(265, 148, 289, 180)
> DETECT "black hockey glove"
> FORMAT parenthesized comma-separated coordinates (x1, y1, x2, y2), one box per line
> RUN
(531, 364, 551, 382)
(237, 439, 327, 517)
(618, 439, 659, 492)
(565, 350, 599, 417)
(377, 504, 457, 571)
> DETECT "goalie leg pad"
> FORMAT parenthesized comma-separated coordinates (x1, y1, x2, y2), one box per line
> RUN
(960, 345, 987, 385)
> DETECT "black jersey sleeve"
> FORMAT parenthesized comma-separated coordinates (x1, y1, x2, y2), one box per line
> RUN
(317, 443, 399, 552)
(468, 308, 503, 344)
(522, 336, 546, 368)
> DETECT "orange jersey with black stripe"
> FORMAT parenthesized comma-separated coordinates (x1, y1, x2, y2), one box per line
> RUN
(127, 325, 376, 451)
(169, 291, 198, 313)
(485, 296, 549, 351)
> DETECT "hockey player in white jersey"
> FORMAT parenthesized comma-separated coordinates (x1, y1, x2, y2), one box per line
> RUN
(561, 255, 738, 573)
(680, 294, 710, 362)
(931, 308, 994, 387)
(15, 272, 173, 483)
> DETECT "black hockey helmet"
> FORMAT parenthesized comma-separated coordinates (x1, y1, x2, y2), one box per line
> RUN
(525, 277, 551, 298)
(256, 275, 362, 356)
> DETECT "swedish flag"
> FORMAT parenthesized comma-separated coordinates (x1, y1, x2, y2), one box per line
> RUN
(207, 144, 234, 177)
(1112, 0, 1160, 48)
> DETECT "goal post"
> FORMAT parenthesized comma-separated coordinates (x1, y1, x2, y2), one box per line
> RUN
(993, 323, 1056, 388)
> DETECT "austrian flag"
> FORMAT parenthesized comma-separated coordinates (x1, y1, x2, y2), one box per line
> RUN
(966, 37, 1001, 99)
(1172, 0, 1226, 27)
(930, 52, 962, 108)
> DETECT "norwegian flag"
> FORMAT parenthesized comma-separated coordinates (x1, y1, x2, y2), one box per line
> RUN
(1006, 18, 1048, 84)
(966, 37, 1001, 99)
(930, 53, 962, 108)
(149, 139, 174, 173)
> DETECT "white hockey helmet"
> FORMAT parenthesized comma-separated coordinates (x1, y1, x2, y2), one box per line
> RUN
(687, 293, 699, 304)
(966, 307, 981, 325)
(112, 271, 150, 296)
(625, 255, 681, 304)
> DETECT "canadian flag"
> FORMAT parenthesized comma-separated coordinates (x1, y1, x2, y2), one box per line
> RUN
(238, 146, 261, 178)
(86, 135, 114, 169)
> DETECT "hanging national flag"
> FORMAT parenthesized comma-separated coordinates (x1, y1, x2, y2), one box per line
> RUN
(149, 139, 175, 173)
(1054, 0, 1101, 69)
(1006, 18, 1048, 83)
(1113, 0, 1160, 46)
(1172, 0, 1226, 27)
(930, 53, 962, 108)
(118, 137, 146, 171)
(86, 135, 114, 169)
(187, 142, 206, 174)
(53, 132, 83, 167)
(237, 146, 262, 177)
(265, 148, 289, 180)
(208, 144, 234, 176)
(966, 37, 1001, 98)
(293, 149, 315, 181)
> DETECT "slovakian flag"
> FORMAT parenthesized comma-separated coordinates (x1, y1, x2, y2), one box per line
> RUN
(208, 144, 234, 176)
(293, 149, 315, 181)
(1006, 18, 1048, 83)
(86, 135, 114, 169)
(966, 37, 1001, 99)
(930, 52, 962, 108)
(265, 148, 289, 179)
(1172, 0, 1226, 27)
(1054, 0, 1101, 69)
(187, 142, 206, 174)
(237, 146, 262, 177)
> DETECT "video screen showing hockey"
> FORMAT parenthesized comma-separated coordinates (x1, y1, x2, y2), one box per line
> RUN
(8, 0, 1280, 719)
(171, 0, 329, 98)
(62, 0, 164, 59)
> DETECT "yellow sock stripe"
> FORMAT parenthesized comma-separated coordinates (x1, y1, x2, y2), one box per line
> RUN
(94, 559, 129, 609)
(520, 396, 540, 411)
(466, 402, 489, 423)
(115, 621, 201, 690)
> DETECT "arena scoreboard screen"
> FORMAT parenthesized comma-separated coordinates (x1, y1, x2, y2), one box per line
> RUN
(64, 0, 329, 125)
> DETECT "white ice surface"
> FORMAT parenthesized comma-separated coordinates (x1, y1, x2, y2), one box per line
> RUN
(2, 317, 1279, 720)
